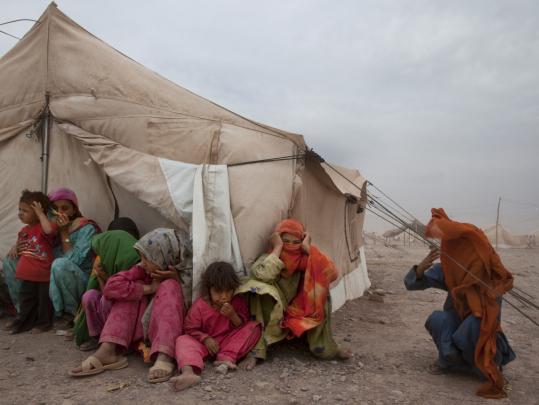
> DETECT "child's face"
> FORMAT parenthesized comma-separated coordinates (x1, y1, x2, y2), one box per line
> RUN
(52, 199, 76, 219)
(140, 253, 161, 275)
(209, 287, 233, 308)
(18, 202, 37, 225)
(281, 232, 302, 245)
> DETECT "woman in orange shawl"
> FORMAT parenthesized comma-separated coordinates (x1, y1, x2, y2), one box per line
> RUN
(405, 208, 516, 399)
(237, 219, 350, 369)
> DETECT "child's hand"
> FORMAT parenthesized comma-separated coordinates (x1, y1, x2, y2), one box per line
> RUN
(31, 201, 44, 215)
(220, 302, 242, 326)
(7, 245, 18, 258)
(55, 212, 70, 229)
(94, 262, 107, 282)
(16, 238, 28, 254)
(204, 337, 220, 355)
(416, 248, 440, 278)
(301, 232, 311, 254)
(270, 232, 283, 250)
(220, 302, 236, 318)
(147, 278, 161, 294)
(151, 266, 179, 282)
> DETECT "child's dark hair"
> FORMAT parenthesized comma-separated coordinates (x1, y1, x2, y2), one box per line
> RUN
(200, 262, 240, 297)
(19, 189, 51, 211)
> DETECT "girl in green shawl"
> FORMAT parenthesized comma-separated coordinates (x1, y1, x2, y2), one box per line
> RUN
(73, 230, 140, 349)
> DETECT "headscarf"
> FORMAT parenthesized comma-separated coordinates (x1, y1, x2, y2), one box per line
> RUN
(48, 187, 81, 217)
(425, 208, 513, 399)
(275, 219, 308, 277)
(274, 219, 339, 337)
(74, 230, 140, 346)
(87, 230, 139, 290)
(108, 217, 140, 240)
(48, 187, 101, 235)
(134, 228, 182, 270)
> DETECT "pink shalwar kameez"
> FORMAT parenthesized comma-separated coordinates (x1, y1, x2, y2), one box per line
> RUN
(92, 264, 185, 359)
(175, 295, 261, 371)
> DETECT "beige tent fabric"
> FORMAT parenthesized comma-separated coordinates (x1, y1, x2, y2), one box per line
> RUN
(46, 123, 114, 228)
(0, 134, 43, 255)
(220, 123, 301, 265)
(0, 3, 370, 310)
(57, 123, 188, 233)
(292, 159, 365, 279)
(0, 14, 47, 129)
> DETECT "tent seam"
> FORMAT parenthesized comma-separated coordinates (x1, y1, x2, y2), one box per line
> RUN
(50, 94, 301, 143)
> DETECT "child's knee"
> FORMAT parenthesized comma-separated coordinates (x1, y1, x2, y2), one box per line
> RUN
(81, 289, 100, 309)
(159, 278, 180, 293)
(51, 258, 70, 274)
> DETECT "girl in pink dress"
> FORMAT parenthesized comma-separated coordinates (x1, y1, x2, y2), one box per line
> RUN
(171, 262, 261, 391)
(69, 228, 187, 383)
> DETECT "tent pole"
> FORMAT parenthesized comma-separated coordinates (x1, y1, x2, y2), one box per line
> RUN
(495, 196, 501, 250)
(41, 97, 50, 193)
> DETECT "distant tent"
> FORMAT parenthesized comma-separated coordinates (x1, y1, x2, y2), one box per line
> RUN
(483, 224, 532, 248)
(0, 3, 370, 308)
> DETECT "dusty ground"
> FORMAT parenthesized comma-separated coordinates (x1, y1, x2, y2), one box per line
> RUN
(0, 245, 538, 405)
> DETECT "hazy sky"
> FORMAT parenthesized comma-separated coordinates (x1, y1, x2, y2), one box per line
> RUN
(2, 1, 538, 233)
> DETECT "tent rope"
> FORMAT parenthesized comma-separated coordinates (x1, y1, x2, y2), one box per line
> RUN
(227, 153, 306, 167)
(311, 152, 539, 327)
(0, 30, 20, 40)
(0, 18, 40, 40)
(0, 19, 40, 26)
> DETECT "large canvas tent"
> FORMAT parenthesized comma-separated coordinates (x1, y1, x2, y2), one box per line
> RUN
(0, 3, 370, 309)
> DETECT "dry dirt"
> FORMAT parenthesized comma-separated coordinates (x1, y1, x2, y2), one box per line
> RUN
(0, 245, 537, 405)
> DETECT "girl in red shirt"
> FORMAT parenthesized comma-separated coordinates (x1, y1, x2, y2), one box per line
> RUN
(9, 190, 57, 333)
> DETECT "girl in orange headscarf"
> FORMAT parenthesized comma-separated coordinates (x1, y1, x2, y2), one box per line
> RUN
(237, 219, 350, 370)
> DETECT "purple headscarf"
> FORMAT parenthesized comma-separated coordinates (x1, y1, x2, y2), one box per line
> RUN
(48, 187, 78, 207)
(48, 187, 81, 217)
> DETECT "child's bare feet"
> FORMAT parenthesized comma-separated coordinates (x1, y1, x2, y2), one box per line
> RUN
(170, 366, 201, 392)
(148, 353, 175, 383)
(214, 360, 237, 375)
(214, 360, 237, 369)
(336, 347, 352, 360)
(238, 354, 257, 371)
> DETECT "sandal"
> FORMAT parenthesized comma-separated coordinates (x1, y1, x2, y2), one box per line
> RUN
(148, 358, 175, 383)
(69, 355, 128, 377)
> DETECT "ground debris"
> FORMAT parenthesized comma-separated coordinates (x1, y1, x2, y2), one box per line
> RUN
(106, 381, 130, 392)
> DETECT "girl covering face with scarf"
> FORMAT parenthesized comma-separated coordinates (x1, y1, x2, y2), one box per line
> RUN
(236, 219, 351, 370)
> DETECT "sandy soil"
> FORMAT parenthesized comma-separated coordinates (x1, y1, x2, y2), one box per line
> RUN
(0, 245, 537, 405)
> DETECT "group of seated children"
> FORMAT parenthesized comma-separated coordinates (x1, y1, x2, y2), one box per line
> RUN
(1, 188, 348, 391)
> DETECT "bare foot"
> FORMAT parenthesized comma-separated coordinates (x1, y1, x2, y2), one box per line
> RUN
(335, 347, 352, 360)
(170, 374, 201, 392)
(238, 355, 257, 371)
(148, 353, 175, 382)
(214, 360, 237, 369)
